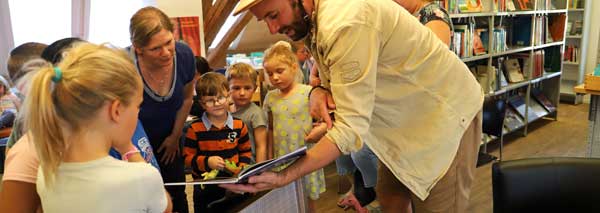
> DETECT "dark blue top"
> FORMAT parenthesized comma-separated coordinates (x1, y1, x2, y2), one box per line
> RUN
(109, 120, 160, 169)
(135, 42, 196, 149)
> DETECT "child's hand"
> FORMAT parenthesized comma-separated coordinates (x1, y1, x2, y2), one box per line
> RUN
(208, 156, 225, 170)
(305, 122, 328, 143)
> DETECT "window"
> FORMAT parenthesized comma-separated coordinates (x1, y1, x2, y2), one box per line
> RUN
(88, 0, 154, 48)
(9, 0, 72, 46)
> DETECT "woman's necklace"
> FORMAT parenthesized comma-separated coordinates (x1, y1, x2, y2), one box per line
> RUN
(143, 68, 170, 95)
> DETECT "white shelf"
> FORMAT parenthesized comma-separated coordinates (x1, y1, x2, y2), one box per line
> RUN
(563, 61, 579, 65)
(566, 35, 583, 39)
(449, 10, 567, 19)
(568, 8, 584, 12)
(534, 42, 564, 50)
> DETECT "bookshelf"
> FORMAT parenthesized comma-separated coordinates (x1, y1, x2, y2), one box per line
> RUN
(437, 0, 569, 140)
(561, 0, 590, 103)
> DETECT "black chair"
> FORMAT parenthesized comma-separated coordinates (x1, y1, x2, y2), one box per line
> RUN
(492, 157, 600, 213)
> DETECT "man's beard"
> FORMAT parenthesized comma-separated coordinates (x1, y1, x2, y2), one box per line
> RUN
(280, 14, 311, 41)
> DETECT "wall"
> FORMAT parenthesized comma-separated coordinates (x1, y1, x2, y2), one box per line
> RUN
(0, 0, 14, 78)
(585, 0, 600, 75)
(156, 0, 205, 57)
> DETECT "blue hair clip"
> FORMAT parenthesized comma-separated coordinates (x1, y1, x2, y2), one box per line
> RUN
(52, 67, 62, 82)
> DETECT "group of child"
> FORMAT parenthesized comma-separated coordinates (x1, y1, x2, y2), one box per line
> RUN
(183, 40, 326, 212)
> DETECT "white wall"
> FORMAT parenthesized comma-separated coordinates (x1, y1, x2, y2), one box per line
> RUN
(0, 0, 14, 78)
(156, 0, 205, 57)
(585, 0, 600, 75)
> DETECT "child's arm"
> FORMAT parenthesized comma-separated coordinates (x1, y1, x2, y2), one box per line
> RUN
(254, 126, 268, 162)
(267, 111, 274, 160)
(183, 126, 211, 173)
(237, 123, 253, 167)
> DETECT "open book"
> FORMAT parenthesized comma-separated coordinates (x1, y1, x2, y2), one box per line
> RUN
(165, 146, 307, 186)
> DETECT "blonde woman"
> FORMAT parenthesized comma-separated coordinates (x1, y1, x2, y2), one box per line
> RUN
(129, 7, 196, 212)
(24, 43, 171, 212)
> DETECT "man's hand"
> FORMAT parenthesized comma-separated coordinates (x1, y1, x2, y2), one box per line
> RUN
(220, 171, 288, 194)
(208, 156, 225, 170)
(309, 87, 336, 129)
(157, 135, 180, 164)
(305, 122, 327, 143)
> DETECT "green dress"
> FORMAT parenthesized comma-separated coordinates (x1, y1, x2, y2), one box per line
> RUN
(263, 84, 326, 200)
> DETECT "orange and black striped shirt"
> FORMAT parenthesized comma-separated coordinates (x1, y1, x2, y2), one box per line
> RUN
(183, 114, 252, 177)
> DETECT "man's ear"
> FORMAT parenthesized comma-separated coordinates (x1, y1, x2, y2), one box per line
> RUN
(108, 100, 122, 123)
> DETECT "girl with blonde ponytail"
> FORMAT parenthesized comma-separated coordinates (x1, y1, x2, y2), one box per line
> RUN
(23, 43, 170, 212)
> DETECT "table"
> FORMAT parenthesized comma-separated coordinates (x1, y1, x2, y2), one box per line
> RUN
(574, 84, 600, 157)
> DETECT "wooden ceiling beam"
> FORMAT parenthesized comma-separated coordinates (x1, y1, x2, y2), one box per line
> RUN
(202, 0, 212, 24)
(204, 0, 238, 47)
(207, 11, 252, 67)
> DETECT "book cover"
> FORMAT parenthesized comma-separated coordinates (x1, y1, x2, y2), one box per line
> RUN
(508, 95, 539, 121)
(512, 17, 532, 46)
(170, 16, 203, 56)
(504, 106, 525, 131)
(529, 97, 550, 118)
(531, 89, 556, 112)
(165, 146, 308, 186)
(516, 0, 533, 10)
(503, 58, 525, 82)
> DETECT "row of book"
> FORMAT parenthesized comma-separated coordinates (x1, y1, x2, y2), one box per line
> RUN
(564, 45, 579, 63)
(504, 90, 556, 133)
(435, 0, 484, 14)
(568, 0, 585, 9)
(533, 15, 554, 46)
(472, 52, 545, 94)
(438, 0, 560, 14)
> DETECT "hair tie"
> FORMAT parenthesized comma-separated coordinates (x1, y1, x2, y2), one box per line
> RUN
(52, 67, 62, 82)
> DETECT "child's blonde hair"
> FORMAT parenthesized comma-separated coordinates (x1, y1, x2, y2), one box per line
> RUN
(196, 72, 228, 97)
(226, 63, 257, 87)
(23, 43, 142, 186)
(263, 41, 298, 69)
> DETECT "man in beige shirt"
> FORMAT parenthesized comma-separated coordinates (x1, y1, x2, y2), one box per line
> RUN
(224, 0, 484, 212)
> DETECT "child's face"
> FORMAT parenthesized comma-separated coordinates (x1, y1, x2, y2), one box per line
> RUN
(113, 86, 143, 149)
(229, 78, 256, 107)
(201, 90, 230, 118)
(264, 60, 297, 91)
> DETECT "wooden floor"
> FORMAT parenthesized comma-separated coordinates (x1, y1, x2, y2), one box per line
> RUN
(313, 103, 590, 213)
(185, 103, 589, 212)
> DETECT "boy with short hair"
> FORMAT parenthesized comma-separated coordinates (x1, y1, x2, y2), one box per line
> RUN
(226, 63, 268, 162)
(183, 72, 252, 212)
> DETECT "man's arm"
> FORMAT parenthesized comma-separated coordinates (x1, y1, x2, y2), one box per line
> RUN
(222, 22, 381, 192)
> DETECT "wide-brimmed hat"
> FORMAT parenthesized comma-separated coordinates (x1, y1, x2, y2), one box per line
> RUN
(233, 0, 265, 16)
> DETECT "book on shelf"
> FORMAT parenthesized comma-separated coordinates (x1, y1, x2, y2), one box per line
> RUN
(570, 20, 583, 36)
(473, 29, 488, 55)
(164, 146, 307, 185)
(512, 17, 532, 46)
(503, 58, 525, 83)
(549, 14, 566, 41)
(515, 0, 534, 11)
(494, 0, 507, 12)
(569, 0, 585, 9)
(493, 28, 508, 53)
(508, 95, 540, 121)
(564, 45, 579, 63)
(529, 98, 550, 118)
(506, 0, 517, 11)
(531, 88, 556, 112)
(533, 50, 545, 78)
(504, 106, 525, 131)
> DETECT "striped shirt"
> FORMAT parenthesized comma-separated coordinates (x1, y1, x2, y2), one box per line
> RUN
(183, 112, 252, 177)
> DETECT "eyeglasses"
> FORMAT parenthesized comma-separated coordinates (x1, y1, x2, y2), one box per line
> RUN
(201, 95, 228, 107)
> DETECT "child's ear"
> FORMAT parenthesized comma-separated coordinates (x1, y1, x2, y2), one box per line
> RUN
(108, 100, 122, 123)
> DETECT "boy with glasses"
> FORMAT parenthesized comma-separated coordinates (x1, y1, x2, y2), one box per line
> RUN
(182, 72, 252, 212)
